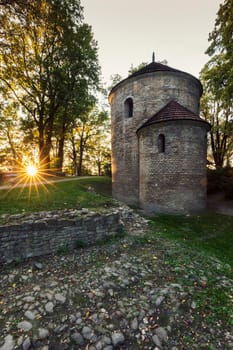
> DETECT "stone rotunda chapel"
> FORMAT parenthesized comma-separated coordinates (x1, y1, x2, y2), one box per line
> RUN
(109, 56, 211, 215)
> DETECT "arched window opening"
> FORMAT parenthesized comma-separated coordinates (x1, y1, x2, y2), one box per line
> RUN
(124, 97, 133, 118)
(158, 134, 165, 153)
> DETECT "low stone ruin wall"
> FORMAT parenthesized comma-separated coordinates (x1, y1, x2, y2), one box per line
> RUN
(0, 208, 122, 264)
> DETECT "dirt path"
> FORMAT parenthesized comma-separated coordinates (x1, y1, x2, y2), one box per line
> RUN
(0, 176, 92, 190)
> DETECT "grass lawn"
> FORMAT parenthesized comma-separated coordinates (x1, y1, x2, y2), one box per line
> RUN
(0, 176, 113, 217)
(1, 176, 233, 268)
(149, 214, 233, 267)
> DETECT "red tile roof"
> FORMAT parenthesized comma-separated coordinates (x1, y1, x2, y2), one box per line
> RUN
(137, 100, 211, 131)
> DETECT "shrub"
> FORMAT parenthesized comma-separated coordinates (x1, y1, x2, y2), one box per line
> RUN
(75, 239, 87, 249)
(207, 167, 233, 199)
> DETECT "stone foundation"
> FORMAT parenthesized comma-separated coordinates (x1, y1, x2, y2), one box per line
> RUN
(0, 209, 122, 263)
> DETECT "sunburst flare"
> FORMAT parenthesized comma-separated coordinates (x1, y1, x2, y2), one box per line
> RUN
(6, 157, 59, 198)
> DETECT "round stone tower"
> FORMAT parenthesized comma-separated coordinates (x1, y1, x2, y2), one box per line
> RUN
(109, 58, 211, 214)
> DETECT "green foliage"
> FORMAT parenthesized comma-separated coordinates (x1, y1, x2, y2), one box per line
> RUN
(68, 108, 110, 176)
(128, 62, 148, 76)
(0, 0, 100, 168)
(109, 74, 122, 90)
(200, 0, 233, 168)
(195, 283, 233, 326)
(206, 0, 233, 101)
(200, 61, 233, 168)
(56, 243, 69, 255)
(128, 59, 168, 76)
(75, 239, 87, 249)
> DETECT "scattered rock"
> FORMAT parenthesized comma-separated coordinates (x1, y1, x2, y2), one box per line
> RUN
(71, 332, 85, 346)
(111, 332, 125, 346)
(152, 334, 162, 348)
(55, 293, 66, 304)
(17, 321, 32, 332)
(82, 326, 93, 340)
(155, 327, 168, 343)
(24, 310, 36, 320)
(34, 262, 43, 270)
(22, 337, 31, 350)
(0, 335, 15, 350)
(131, 317, 138, 330)
(0, 206, 232, 350)
(22, 296, 35, 303)
(45, 302, 54, 313)
(38, 328, 49, 339)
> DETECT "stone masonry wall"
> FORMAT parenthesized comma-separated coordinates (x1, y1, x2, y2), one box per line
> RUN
(110, 71, 202, 207)
(138, 120, 208, 214)
(0, 209, 122, 264)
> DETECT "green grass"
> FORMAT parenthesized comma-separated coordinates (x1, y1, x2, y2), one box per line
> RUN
(150, 213, 233, 267)
(1, 177, 232, 330)
(134, 214, 233, 328)
(0, 176, 113, 217)
(1, 176, 233, 269)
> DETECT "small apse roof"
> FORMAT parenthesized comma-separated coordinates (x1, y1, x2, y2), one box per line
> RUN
(137, 100, 211, 132)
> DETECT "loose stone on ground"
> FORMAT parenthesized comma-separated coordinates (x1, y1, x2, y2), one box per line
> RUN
(0, 206, 232, 349)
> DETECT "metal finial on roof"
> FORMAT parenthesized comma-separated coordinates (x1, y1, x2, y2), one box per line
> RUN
(152, 51, 155, 62)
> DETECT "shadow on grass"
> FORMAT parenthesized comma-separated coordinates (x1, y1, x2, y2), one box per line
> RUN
(149, 213, 233, 267)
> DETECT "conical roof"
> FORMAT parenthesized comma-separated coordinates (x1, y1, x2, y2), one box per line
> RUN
(137, 100, 211, 132)
(109, 58, 202, 96)
(129, 61, 182, 78)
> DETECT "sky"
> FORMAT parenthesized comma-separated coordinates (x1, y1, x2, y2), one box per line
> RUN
(82, 0, 223, 86)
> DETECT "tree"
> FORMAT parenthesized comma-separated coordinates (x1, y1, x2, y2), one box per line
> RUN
(68, 109, 109, 176)
(206, 0, 233, 104)
(200, 67, 233, 168)
(0, 0, 100, 169)
(0, 102, 20, 168)
(200, 0, 233, 168)
(53, 93, 95, 172)
(128, 62, 148, 75)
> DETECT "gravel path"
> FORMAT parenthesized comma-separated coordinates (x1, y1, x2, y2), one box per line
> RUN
(0, 218, 232, 350)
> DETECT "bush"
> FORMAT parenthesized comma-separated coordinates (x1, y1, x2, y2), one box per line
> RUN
(207, 167, 233, 199)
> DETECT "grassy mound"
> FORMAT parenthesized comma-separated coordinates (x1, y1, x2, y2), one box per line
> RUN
(0, 176, 113, 217)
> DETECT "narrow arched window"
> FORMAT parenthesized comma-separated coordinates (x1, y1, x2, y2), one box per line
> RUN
(158, 134, 165, 153)
(124, 97, 133, 118)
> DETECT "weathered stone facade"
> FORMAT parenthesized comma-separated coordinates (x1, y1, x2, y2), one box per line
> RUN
(138, 120, 208, 213)
(109, 60, 210, 214)
(0, 209, 122, 263)
(0, 202, 152, 264)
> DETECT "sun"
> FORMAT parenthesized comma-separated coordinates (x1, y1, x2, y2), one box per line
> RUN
(26, 164, 37, 177)
(5, 155, 58, 199)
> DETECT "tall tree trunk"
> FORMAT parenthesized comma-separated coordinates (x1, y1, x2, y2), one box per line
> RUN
(57, 136, 65, 172)
(6, 129, 17, 162)
(38, 113, 54, 169)
(38, 120, 45, 167)
(71, 136, 78, 175)
(57, 115, 67, 172)
(77, 141, 83, 176)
